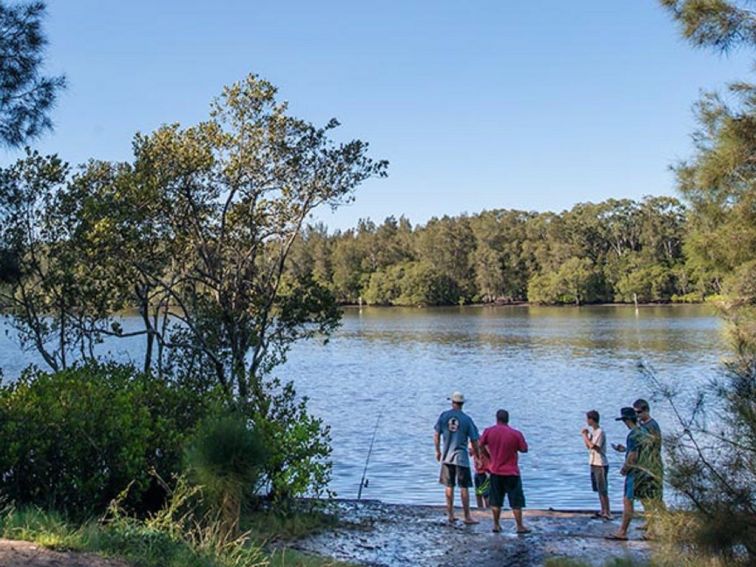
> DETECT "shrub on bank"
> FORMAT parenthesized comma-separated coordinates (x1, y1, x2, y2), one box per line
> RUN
(0, 362, 220, 517)
(255, 379, 333, 507)
(185, 414, 268, 539)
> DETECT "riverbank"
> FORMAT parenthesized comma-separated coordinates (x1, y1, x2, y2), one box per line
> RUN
(290, 500, 653, 567)
(0, 500, 655, 567)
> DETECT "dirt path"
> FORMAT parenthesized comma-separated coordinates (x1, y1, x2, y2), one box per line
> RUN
(291, 501, 654, 567)
(0, 539, 129, 567)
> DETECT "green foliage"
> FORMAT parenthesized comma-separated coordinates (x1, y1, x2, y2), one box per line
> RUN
(185, 415, 268, 538)
(254, 379, 333, 506)
(362, 261, 458, 306)
(527, 257, 602, 305)
(0, 1, 66, 146)
(0, 73, 386, 404)
(659, 0, 756, 52)
(395, 261, 459, 306)
(614, 264, 678, 303)
(0, 492, 269, 567)
(674, 85, 756, 293)
(284, 195, 692, 307)
(0, 501, 347, 567)
(0, 362, 219, 517)
(652, 9, 755, 558)
(0, 506, 81, 550)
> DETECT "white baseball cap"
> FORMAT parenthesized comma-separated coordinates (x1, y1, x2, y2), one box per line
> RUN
(449, 391, 465, 403)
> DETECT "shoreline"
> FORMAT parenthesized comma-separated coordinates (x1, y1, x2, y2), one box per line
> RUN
(340, 301, 708, 309)
(290, 499, 653, 567)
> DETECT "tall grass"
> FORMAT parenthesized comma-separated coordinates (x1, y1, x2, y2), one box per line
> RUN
(0, 478, 268, 567)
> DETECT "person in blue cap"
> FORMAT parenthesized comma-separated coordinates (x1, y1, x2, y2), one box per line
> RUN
(606, 407, 645, 541)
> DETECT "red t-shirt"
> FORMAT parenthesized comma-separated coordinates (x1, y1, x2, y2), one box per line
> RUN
(469, 446, 490, 474)
(479, 424, 528, 476)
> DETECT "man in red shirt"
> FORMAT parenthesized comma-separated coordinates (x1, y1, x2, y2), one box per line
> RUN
(479, 409, 531, 534)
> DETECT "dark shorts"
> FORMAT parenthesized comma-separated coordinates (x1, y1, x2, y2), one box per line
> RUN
(590, 465, 609, 495)
(488, 474, 526, 509)
(439, 464, 472, 488)
(474, 473, 490, 497)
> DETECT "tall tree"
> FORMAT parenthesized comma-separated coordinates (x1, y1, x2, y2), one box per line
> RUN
(675, 86, 756, 292)
(0, 1, 64, 146)
(652, 1, 756, 561)
(660, 0, 756, 52)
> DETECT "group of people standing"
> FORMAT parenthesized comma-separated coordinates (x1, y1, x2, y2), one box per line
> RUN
(433, 392, 664, 540)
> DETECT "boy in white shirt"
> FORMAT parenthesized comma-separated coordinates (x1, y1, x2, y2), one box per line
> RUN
(581, 410, 612, 520)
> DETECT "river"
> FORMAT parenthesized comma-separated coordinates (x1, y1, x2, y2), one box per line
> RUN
(0, 304, 724, 509)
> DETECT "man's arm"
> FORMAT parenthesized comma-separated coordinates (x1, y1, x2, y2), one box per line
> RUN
(584, 429, 603, 451)
(581, 430, 593, 450)
(519, 432, 529, 453)
(620, 449, 638, 476)
(470, 439, 480, 460)
(434, 431, 441, 462)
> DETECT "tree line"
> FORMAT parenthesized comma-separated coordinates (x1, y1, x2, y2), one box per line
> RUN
(287, 195, 716, 307)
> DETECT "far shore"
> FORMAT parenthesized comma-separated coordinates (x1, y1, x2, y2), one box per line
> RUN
(340, 301, 709, 309)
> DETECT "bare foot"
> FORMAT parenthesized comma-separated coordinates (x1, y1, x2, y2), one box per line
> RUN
(516, 527, 532, 534)
(463, 518, 479, 525)
(447, 516, 457, 524)
(492, 525, 501, 533)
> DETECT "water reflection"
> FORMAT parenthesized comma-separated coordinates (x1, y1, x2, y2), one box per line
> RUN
(0, 305, 724, 509)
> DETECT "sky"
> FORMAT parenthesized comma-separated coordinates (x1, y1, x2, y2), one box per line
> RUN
(8, 1, 754, 231)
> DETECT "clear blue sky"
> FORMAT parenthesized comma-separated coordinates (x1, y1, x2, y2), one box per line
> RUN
(11, 1, 754, 230)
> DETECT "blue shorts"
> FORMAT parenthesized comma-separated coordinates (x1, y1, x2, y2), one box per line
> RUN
(624, 474, 637, 500)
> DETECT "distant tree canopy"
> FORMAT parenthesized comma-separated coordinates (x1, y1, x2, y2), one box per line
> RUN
(287, 196, 696, 307)
(0, 1, 64, 147)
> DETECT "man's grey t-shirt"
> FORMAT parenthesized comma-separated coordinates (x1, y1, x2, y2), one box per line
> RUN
(434, 409, 479, 467)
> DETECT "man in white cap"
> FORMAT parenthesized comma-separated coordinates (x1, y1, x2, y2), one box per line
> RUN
(434, 391, 480, 524)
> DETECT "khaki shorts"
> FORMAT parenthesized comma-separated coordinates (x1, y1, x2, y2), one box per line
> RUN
(590, 465, 609, 495)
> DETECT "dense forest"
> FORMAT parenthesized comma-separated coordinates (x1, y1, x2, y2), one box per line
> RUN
(287, 195, 714, 306)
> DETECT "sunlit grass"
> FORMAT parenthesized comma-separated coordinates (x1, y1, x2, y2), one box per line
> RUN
(0, 502, 347, 567)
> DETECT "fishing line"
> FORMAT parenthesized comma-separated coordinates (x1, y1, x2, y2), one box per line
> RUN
(357, 407, 384, 500)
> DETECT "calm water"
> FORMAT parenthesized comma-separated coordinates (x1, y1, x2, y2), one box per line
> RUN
(0, 305, 724, 509)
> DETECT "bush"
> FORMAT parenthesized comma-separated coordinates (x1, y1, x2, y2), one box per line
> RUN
(185, 414, 268, 538)
(0, 362, 220, 517)
(615, 265, 677, 303)
(254, 379, 333, 508)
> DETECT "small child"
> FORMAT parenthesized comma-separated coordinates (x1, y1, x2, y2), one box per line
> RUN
(469, 441, 490, 509)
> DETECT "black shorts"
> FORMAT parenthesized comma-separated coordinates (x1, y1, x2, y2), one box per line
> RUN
(488, 474, 526, 509)
(439, 464, 473, 488)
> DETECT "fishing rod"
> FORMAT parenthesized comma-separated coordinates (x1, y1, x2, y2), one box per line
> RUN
(357, 407, 384, 500)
